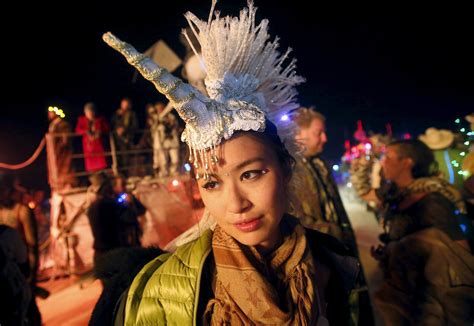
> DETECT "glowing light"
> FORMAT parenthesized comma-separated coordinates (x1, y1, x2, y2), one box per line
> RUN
(172, 179, 179, 187)
(280, 114, 289, 121)
(460, 224, 467, 233)
(28, 201, 36, 209)
(184, 163, 191, 172)
(451, 160, 457, 164)
(460, 128, 466, 133)
(460, 152, 466, 156)
(48, 106, 66, 119)
(332, 164, 340, 171)
(117, 193, 128, 203)
(457, 170, 469, 177)
(464, 141, 470, 146)
(347, 182, 352, 188)
(443, 150, 454, 183)
(365, 143, 372, 150)
(455, 118, 461, 124)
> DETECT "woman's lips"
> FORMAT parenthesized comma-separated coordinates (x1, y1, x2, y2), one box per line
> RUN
(234, 217, 262, 232)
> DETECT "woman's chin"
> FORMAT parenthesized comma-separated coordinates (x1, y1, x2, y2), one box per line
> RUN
(231, 230, 276, 250)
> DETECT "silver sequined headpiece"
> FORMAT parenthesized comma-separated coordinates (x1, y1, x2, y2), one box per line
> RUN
(103, 1, 304, 179)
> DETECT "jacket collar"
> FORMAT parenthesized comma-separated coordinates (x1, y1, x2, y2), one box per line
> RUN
(305, 227, 360, 295)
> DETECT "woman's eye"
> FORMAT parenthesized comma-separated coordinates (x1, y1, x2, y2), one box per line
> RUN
(202, 181, 219, 190)
(241, 169, 268, 181)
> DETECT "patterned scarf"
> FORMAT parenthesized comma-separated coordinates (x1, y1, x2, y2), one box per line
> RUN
(406, 177, 466, 213)
(204, 218, 319, 325)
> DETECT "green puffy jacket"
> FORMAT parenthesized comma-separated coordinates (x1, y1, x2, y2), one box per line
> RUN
(124, 229, 213, 325)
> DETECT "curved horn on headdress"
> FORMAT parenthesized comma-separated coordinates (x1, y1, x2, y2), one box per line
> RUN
(102, 32, 209, 128)
(102, 31, 266, 157)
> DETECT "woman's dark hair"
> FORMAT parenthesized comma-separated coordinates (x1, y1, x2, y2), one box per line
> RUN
(250, 119, 296, 179)
(389, 139, 438, 178)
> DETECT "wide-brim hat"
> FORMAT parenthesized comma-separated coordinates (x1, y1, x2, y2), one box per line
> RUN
(465, 113, 474, 124)
(419, 127, 454, 150)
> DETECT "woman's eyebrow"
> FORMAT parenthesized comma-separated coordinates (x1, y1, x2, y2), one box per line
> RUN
(198, 158, 265, 180)
(232, 157, 264, 172)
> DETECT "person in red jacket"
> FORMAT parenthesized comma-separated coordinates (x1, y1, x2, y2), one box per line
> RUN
(75, 102, 110, 172)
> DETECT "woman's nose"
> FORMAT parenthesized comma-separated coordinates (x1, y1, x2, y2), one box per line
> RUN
(226, 183, 252, 214)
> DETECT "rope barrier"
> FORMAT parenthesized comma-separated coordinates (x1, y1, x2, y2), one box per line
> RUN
(0, 138, 46, 170)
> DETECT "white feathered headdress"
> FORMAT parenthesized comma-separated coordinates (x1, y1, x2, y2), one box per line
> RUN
(103, 0, 304, 180)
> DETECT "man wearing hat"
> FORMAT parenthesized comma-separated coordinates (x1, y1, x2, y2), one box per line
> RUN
(419, 127, 465, 189)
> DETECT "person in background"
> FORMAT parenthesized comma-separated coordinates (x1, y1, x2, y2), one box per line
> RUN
(291, 107, 372, 325)
(47, 106, 76, 191)
(148, 101, 181, 177)
(362, 139, 474, 324)
(149, 102, 167, 176)
(111, 98, 138, 174)
(136, 103, 155, 175)
(291, 107, 356, 250)
(349, 133, 392, 220)
(112, 175, 145, 247)
(358, 139, 470, 244)
(0, 224, 33, 325)
(75, 102, 110, 172)
(0, 172, 41, 325)
(87, 173, 135, 265)
(161, 105, 180, 177)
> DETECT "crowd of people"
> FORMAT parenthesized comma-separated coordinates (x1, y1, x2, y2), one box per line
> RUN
(348, 121, 474, 323)
(0, 167, 149, 324)
(46, 97, 183, 192)
(1, 0, 473, 325)
(93, 1, 473, 324)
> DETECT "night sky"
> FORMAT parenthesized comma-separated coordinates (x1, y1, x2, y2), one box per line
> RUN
(1, 1, 473, 191)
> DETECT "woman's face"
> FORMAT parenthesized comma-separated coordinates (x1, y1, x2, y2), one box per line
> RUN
(85, 107, 95, 120)
(195, 133, 288, 252)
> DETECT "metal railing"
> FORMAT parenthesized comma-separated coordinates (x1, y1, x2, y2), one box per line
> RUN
(46, 129, 183, 192)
